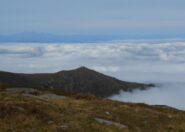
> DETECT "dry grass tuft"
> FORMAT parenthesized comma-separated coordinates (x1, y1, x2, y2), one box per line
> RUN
(0, 92, 185, 132)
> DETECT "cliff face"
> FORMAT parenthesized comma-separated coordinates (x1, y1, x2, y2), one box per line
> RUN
(0, 67, 153, 97)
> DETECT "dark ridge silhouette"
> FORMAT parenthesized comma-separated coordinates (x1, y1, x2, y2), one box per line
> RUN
(0, 67, 153, 97)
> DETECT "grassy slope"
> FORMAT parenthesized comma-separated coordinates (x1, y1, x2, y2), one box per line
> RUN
(0, 92, 185, 132)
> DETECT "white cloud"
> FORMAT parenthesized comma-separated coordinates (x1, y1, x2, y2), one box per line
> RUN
(1, 41, 185, 110)
(0, 41, 185, 82)
(92, 66, 120, 73)
(110, 82, 185, 110)
(1, 42, 185, 62)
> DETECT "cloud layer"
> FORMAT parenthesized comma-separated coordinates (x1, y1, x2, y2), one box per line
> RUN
(1, 42, 185, 62)
(110, 82, 185, 110)
(0, 41, 185, 78)
(1, 41, 185, 110)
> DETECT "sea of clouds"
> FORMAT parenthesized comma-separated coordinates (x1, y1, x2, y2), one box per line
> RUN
(0, 41, 185, 109)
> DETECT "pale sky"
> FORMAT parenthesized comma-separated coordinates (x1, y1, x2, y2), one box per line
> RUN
(0, 0, 185, 37)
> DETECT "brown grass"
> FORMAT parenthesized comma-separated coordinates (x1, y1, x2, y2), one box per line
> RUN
(0, 92, 185, 132)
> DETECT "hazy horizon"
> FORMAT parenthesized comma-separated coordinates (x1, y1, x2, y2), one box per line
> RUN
(1, 0, 185, 37)
(1, 32, 185, 43)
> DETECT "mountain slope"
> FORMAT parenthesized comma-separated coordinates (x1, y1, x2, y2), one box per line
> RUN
(0, 67, 153, 97)
(0, 91, 185, 132)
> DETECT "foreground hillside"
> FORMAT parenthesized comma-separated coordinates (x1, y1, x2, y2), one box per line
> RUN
(0, 67, 153, 97)
(0, 89, 185, 132)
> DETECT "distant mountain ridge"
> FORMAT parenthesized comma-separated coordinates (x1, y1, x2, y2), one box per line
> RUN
(0, 67, 153, 97)
(0, 32, 123, 43)
(1, 32, 185, 43)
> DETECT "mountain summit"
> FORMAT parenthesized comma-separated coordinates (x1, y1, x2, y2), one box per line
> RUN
(0, 67, 153, 97)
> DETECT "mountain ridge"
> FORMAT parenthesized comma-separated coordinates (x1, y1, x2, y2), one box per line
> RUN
(0, 66, 153, 97)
